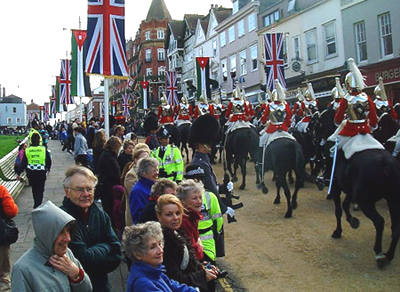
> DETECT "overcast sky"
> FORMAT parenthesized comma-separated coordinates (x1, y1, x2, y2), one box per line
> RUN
(0, 0, 232, 106)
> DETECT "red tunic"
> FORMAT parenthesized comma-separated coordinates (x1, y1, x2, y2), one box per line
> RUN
(334, 96, 378, 137)
(293, 101, 305, 117)
(260, 102, 292, 125)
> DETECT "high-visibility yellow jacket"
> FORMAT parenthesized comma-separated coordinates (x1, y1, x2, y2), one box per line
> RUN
(198, 191, 223, 261)
(152, 145, 183, 182)
(28, 128, 42, 146)
(25, 146, 46, 170)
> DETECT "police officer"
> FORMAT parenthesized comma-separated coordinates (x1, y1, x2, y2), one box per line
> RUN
(16, 133, 51, 208)
(151, 126, 183, 182)
(28, 120, 42, 146)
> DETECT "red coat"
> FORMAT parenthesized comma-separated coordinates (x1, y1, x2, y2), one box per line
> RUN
(334, 96, 378, 137)
(293, 101, 305, 117)
(260, 102, 292, 126)
(0, 185, 18, 218)
(193, 104, 212, 119)
(225, 101, 252, 122)
(181, 209, 203, 260)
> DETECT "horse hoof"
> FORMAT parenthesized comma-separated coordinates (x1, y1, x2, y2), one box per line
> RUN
(349, 217, 360, 229)
(256, 184, 262, 190)
(284, 212, 292, 218)
(239, 184, 245, 190)
(326, 194, 333, 200)
(262, 186, 268, 194)
(353, 204, 360, 211)
(376, 254, 390, 269)
(273, 198, 280, 204)
(292, 201, 298, 209)
(232, 177, 238, 182)
(317, 180, 325, 191)
(331, 230, 342, 239)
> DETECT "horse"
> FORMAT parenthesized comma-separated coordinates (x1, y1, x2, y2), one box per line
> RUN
(329, 148, 400, 268)
(177, 122, 191, 163)
(373, 112, 399, 147)
(224, 127, 259, 190)
(256, 137, 305, 218)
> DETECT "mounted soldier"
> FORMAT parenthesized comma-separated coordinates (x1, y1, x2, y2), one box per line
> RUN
(295, 83, 319, 134)
(174, 95, 192, 127)
(193, 92, 211, 119)
(209, 94, 224, 120)
(224, 83, 253, 133)
(157, 93, 174, 126)
(291, 88, 306, 128)
(374, 76, 398, 120)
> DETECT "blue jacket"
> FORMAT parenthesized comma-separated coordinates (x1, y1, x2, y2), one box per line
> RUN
(127, 262, 197, 292)
(129, 177, 154, 224)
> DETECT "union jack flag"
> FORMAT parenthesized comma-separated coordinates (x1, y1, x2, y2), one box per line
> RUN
(59, 59, 74, 105)
(50, 85, 56, 117)
(85, 0, 129, 77)
(166, 71, 178, 106)
(122, 93, 130, 118)
(264, 33, 286, 91)
(44, 103, 50, 122)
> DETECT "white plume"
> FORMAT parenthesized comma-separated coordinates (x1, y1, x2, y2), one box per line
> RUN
(347, 58, 366, 90)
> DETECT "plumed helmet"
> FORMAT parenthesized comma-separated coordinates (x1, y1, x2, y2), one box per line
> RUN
(374, 76, 387, 101)
(161, 93, 168, 106)
(189, 114, 220, 147)
(274, 79, 286, 102)
(181, 95, 188, 104)
(345, 58, 366, 91)
(143, 113, 159, 133)
(157, 126, 170, 139)
(296, 88, 305, 102)
(199, 91, 208, 104)
(304, 83, 315, 101)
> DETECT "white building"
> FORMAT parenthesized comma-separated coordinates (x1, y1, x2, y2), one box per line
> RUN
(0, 95, 27, 127)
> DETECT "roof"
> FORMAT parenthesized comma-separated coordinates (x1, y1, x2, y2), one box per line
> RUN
(168, 20, 185, 40)
(200, 19, 209, 33)
(184, 14, 204, 32)
(27, 102, 41, 110)
(146, 0, 171, 21)
(0, 94, 23, 104)
(213, 7, 233, 23)
(259, 0, 284, 13)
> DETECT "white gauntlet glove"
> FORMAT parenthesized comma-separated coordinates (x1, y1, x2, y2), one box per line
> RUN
(226, 207, 235, 217)
(227, 181, 234, 192)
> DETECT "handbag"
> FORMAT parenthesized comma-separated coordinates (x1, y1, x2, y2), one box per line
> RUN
(0, 203, 18, 245)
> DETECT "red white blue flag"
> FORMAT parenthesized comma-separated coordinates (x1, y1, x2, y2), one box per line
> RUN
(59, 59, 74, 105)
(50, 85, 56, 118)
(166, 71, 178, 106)
(264, 33, 286, 91)
(44, 103, 50, 122)
(122, 93, 130, 118)
(85, 0, 129, 78)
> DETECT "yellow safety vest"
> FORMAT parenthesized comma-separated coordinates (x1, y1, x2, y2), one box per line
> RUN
(152, 145, 183, 181)
(198, 191, 223, 261)
(25, 146, 46, 170)
(28, 128, 43, 146)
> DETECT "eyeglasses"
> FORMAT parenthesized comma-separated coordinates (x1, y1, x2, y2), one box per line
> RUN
(68, 186, 94, 194)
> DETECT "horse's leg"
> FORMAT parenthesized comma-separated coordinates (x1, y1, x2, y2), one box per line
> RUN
(331, 184, 343, 238)
(226, 153, 235, 181)
(184, 143, 190, 164)
(279, 174, 292, 218)
(239, 156, 246, 190)
(358, 202, 386, 268)
(288, 169, 294, 184)
(273, 179, 281, 204)
(342, 193, 360, 229)
(291, 177, 301, 210)
(384, 197, 400, 263)
(233, 157, 239, 182)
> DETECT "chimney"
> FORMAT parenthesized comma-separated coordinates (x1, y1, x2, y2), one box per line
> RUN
(2, 87, 5, 97)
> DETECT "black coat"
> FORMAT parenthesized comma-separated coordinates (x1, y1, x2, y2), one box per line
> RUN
(162, 227, 208, 291)
(60, 197, 122, 291)
(117, 152, 133, 172)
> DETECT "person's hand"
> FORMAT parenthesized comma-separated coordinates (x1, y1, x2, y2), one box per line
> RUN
(17, 175, 21, 181)
(227, 181, 234, 192)
(204, 268, 218, 281)
(49, 254, 80, 280)
(226, 207, 235, 217)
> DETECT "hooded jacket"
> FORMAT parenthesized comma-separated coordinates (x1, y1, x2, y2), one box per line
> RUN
(11, 201, 92, 292)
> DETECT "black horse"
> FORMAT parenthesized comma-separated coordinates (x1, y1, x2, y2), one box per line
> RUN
(225, 127, 259, 190)
(329, 149, 400, 268)
(256, 138, 305, 218)
(177, 122, 191, 163)
(373, 112, 399, 148)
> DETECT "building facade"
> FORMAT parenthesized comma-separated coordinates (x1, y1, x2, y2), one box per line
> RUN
(0, 95, 27, 127)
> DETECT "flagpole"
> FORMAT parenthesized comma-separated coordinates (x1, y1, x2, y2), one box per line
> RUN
(104, 78, 110, 138)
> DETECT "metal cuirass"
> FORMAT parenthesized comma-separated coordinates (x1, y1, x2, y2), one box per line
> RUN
(180, 103, 189, 115)
(198, 103, 209, 115)
(269, 102, 286, 123)
(232, 99, 244, 114)
(347, 92, 369, 121)
(162, 105, 173, 117)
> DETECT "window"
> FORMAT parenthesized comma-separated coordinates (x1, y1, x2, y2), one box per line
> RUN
(157, 48, 165, 61)
(282, 37, 288, 65)
(293, 36, 300, 60)
(228, 26, 235, 43)
(146, 68, 152, 76)
(13, 107, 16, 113)
(250, 44, 258, 71)
(239, 50, 247, 75)
(220, 32, 226, 47)
(248, 13, 256, 32)
(212, 39, 217, 57)
(305, 29, 317, 63)
(221, 58, 228, 81)
(16, 118, 20, 123)
(145, 31, 151, 40)
(263, 10, 280, 27)
(145, 49, 152, 62)
(324, 21, 337, 56)
(7, 118, 11, 124)
(288, 0, 296, 12)
(354, 21, 367, 62)
(238, 19, 245, 38)
(233, 0, 239, 14)
(378, 12, 393, 57)
(157, 30, 164, 39)
(158, 66, 165, 76)
(230, 54, 236, 73)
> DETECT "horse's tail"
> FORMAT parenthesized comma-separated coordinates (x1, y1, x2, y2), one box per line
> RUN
(294, 141, 306, 188)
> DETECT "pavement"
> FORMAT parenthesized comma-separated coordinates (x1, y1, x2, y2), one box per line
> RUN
(10, 139, 128, 291)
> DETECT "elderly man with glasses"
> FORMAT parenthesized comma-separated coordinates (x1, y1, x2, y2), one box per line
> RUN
(60, 165, 122, 292)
